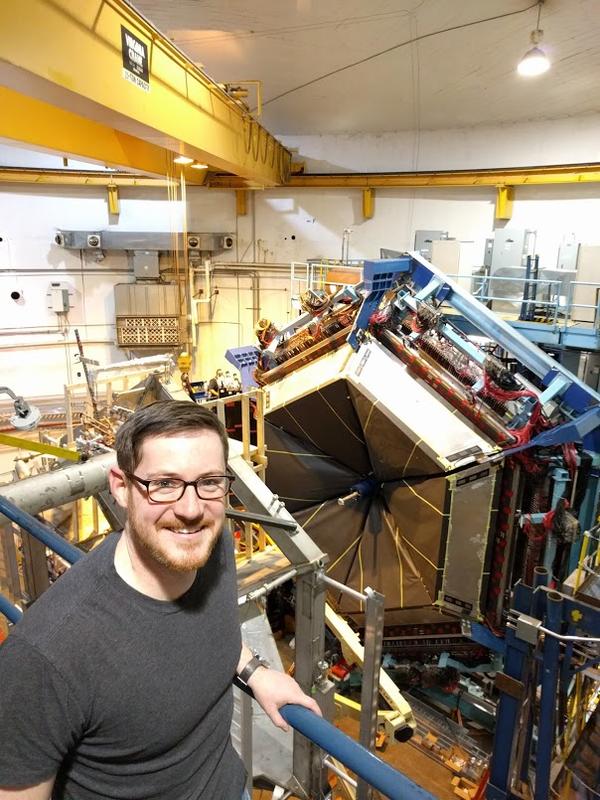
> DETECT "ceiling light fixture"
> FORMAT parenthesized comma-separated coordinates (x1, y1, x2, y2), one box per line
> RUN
(517, 1, 550, 77)
(190, 162, 208, 170)
(173, 155, 194, 165)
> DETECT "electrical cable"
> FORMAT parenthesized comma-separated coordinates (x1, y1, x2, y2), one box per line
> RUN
(261, 2, 540, 108)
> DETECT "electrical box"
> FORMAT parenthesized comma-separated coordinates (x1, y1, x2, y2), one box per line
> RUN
(47, 282, 72, 313)
(557, 239, 580, 271)
(489, 229, 536, 271)
(132, 250, 160, 280)
(414, 230, 449, 260)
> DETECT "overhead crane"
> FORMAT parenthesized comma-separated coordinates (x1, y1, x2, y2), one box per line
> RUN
(0, 0, 291, 186)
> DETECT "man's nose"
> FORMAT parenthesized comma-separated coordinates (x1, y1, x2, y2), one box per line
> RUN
(174, 483, 205, 517)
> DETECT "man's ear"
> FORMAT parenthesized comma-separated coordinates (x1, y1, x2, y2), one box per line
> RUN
(108, 466, 129, 509)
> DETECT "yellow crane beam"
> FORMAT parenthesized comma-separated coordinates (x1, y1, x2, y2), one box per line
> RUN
(209, 163, 600, 189)
(0, 87, 204, 183)
(0, 166, 177, 187)
(0, 0, 291, 186)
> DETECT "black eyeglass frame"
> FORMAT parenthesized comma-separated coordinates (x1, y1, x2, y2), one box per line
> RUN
(125, 472, 234, 503)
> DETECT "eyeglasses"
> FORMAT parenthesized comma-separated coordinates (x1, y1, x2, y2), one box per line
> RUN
(126, 473, 234, 503)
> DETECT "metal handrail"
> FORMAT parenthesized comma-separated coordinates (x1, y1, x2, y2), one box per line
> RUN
(0, 495, 83, 565)
(0, 593, 21, 623)
(281, 704, 435, 800)
(446, 272, 600, 330)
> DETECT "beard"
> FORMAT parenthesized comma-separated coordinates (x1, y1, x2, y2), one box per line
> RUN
(125, 496, 223, 573)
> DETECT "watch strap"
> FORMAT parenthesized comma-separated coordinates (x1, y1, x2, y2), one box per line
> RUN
(238, 654, 268, 684)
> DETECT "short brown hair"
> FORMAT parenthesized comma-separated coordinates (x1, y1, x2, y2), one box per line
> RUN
(114, 401, 229, 474)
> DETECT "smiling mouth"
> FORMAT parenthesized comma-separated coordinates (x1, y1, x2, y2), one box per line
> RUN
(168, 527, 206, 536)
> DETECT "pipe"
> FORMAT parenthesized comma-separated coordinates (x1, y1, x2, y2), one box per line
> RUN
(0, 593, 22, 623)
(0, 452, 115, 515)
(280, 704, 436, 800)
(0, 495, 83, 564)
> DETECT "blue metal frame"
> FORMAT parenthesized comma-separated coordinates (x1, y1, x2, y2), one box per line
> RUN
(488, 578, 600, 800)
(354, 254, 600, 416)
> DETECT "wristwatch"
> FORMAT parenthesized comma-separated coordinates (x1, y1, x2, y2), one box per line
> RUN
(238, 651, 270, 684)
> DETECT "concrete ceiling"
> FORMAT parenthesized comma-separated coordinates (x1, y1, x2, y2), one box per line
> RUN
(133, 0, 599, 136)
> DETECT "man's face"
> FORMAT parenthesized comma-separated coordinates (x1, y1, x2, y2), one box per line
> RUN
(116, 430, 227, 574)
(216, 370, 223, 378)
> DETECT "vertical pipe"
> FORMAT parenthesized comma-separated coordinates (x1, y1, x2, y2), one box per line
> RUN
(535, 591, 563, 800)
(532, 566, 549, 617)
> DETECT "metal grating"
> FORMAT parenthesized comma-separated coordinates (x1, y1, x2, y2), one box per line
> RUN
(116, 316, 182, 346)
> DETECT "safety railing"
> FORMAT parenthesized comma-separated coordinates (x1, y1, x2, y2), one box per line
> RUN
(235, 678, 437, 800)
(447, 273, 600, 330)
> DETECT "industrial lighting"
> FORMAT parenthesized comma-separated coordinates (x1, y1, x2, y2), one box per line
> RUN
(0, 386, 41, 431)
(173, 155, 194, 165)
(517, 3, 550, 77)
(190, 162, 208, 170)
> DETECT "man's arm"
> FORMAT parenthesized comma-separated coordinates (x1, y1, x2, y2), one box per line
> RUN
(0, 775, 55, 800)
(237, 644, 322, 731)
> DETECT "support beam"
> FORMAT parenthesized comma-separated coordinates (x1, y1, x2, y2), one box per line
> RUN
(0, 0, 291, 185)
(107, 183, 120, 215)
(236, 189, 248, 216)
(0, 87, 189, 181)
(209, 163, 600, 189)
(495, 185, 514, 220)
(0, 166, 175, 187)
(362, 188, 375, 220)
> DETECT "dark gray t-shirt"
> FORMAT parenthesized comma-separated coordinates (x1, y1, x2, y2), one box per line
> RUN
(0, 532, 245, 799)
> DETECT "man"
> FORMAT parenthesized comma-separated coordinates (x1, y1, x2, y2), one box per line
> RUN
(0, 401, 320, 799)
(206, 368, 226, 399)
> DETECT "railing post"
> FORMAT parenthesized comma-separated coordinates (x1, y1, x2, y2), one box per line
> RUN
(293, 569, 330, 798)
(357, 588, 385, 800)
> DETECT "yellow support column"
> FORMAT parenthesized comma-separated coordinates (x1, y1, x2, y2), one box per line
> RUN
(362, 188, 375, 220)
(495, 185, 514, 220)
(236, 189, 248, 216)
(107, 184, 120, 215)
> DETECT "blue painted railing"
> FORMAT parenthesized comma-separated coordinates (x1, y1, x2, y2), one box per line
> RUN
(281, 703, 436, 800)
(0, 593, 22, 623)
(0, 494, 83, 565)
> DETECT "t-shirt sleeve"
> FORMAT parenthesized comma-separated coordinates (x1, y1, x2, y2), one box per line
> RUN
(0, 633, 86, 786)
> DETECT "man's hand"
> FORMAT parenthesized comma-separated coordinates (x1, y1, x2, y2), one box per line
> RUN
(247, 667, 322, 732)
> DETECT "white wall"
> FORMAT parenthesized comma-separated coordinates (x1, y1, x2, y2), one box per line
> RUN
(281, 113, 600, 173)
(2, 118, 600, 402)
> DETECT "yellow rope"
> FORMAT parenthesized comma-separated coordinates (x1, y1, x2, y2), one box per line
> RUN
(327, 534, 362, 572)
(281, 405, 321, 449)
(266, 448, 334, 458)
(317, 390, 366, 444)
(300, 501, 327, 529)
(358, 538, 364, 611)
(401, 535, 438, 570)
(402, 437, 423, 477)
(401, 480, 447, 517)
(363, 399, 378, 432)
